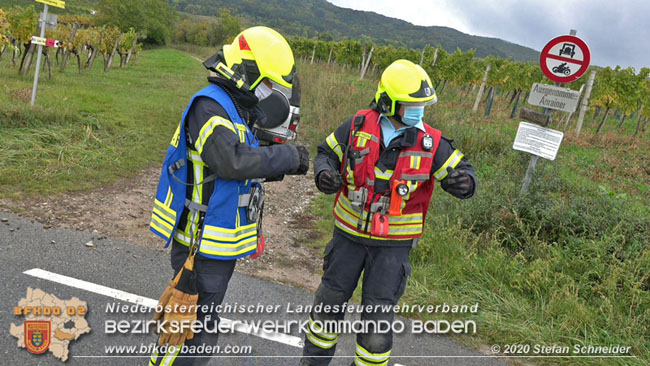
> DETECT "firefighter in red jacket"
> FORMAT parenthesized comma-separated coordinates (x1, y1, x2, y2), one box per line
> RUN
(301, 59, 477, 366)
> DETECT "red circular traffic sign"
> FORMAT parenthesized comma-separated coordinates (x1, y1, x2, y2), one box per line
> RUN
(540, 35, 591, 83)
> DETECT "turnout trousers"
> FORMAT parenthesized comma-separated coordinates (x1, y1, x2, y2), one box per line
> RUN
(301, 229, 412, 366)
(150, 241, 236, 366)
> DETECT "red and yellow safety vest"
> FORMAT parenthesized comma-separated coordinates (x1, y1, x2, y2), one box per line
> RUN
(333, 109, 442, 241)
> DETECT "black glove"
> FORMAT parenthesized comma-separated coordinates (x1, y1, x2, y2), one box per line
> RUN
(441, 167, 474, 198)
(316, 169, 344, 194)
(290, 146, 310, 175)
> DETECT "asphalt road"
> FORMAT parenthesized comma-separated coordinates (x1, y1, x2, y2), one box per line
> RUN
(0, 211, 507, 366)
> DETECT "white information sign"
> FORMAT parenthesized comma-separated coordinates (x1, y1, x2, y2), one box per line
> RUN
(31, 36, 46, 46)
(513, 122, 564, 161)
(528, 83, 580, 113)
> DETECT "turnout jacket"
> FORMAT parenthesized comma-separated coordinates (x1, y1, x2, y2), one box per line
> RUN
(151, 81, 301, 259)
(315, 109, 476, 247)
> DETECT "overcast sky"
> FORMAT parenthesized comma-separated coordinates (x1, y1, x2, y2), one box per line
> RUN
(327, 0, 650, 72)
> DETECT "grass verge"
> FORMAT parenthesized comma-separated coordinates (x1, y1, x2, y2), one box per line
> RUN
(0, 48, 207, 198)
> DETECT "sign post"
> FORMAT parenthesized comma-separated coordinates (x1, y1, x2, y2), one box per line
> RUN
(30, 0, 65, 107)
(518, 29, 590, 196)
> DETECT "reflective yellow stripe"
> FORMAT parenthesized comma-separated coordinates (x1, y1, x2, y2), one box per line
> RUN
(356, 343, 391, 360)
(410, 156, 422, 169)
(306, 331, 337, 349)
(196, 116, 237, 154)
(154, 199, 176, 222)
(153, 207, 174, 226)
(164, 187, 173, 206)
(309, 317, 338, 340)
(354, 357, 388, 366)
(355, 131, 375, 141)
(150, 218, 173, 238)
(151, 214, 173, 232)
(235, 124, 248, 144)
(355, 342, 391, 366)
(356, 137, 368, 148)
(149, 349, 158, 365)
(334, 197, 423, 239)
(338, 194, 422, 224)
(375, 167, 393, 180)
(236, 124, 247, 143)
(326, 133, 343, 162)
(202, 223, 257, 241)
(174, 229, 192, 247)
(199, 238, 257, 256)
(187, 149, 206, 166)
(306, 317, 339, 350)
(402, 181, 418, 211)
(160, 345, 180, 366)
(433, 149, 464, 181)
(346, 165, 355, 186)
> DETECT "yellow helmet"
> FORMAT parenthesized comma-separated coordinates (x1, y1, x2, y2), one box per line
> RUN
(222, 26, 295, 90)
(374, 59, 437, 116)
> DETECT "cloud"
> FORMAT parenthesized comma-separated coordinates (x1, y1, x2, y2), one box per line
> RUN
(328, 0, 650, 71)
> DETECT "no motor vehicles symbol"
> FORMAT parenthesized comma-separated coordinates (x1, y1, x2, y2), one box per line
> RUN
(540, 35, 591, 83)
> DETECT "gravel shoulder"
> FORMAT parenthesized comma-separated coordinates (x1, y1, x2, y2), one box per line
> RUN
(0, 165, 325, 292)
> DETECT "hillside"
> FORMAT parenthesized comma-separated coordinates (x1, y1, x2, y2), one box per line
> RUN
(170, 0, 541, 62)
(4, 0, 541, 62)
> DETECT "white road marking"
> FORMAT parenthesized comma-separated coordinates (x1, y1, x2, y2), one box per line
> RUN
(23, 268, 304, 348)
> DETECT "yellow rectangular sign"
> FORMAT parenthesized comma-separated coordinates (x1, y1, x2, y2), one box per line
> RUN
(31, 36, 46, 46)
(36, 0, 66, 9)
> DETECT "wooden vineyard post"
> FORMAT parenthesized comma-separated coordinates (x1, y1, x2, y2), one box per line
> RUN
(60, 22, 78, 72)
(472, 64, 490, 113)
(359, 46, 373, 80)
(575, 70, 596, 138)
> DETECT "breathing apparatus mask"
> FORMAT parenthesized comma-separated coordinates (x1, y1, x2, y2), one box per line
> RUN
(203, 52, 301, 146)
(254, 81, 273, 101)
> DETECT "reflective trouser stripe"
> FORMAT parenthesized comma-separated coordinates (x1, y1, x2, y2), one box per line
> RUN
(354, 358, 388, 366)
(354, 343, 391, 366)
(149, 349, 158, 366)
(433, 149, 464, 180)
(160, 346, 181, 366)
(306, 316, 338, 349)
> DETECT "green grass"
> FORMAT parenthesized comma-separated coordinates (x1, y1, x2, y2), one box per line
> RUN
(0, 47, 207, 198)
(299, 60, 650, 365)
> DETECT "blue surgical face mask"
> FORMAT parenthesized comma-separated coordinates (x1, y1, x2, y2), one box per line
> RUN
(401, 106, 425, 126)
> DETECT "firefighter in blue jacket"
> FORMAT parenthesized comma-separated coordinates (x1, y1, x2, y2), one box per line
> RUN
(301, 60, 476, 366)
(149, 26, 309, 365)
